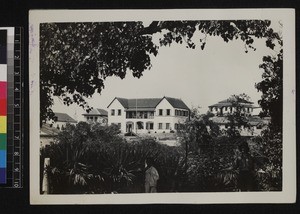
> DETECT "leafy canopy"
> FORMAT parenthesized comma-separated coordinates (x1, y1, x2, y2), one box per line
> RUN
(255, 50, 283, 131)
(40, 20, 280, 123)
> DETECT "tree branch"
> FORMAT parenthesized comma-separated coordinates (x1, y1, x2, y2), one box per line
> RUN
(139, 21, 163, 35)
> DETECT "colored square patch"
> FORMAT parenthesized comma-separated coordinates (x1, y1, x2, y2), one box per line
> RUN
(0, 99, 7, 115)
(0, 30, 7, 65)
(0, 116, 6, 133)
(0, 167, 6, 184)
(0, 65, 7, 82)
(0, 150, 6, 167)
(0, 134, 6, 150)
(0, 82, 7, 100)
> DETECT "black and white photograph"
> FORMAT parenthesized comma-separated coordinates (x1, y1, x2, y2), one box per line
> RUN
(29, 9, 296, 204)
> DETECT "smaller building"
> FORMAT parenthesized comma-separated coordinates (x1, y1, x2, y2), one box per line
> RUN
(40, 124, 60, 147)
(209, 97, 257, 116)
(82, 108, 108, 125)
(52, 112, 77, 130)
(208, 97, 269, 136)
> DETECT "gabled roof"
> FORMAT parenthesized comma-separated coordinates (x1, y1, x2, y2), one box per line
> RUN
(219, 98, 253, 104)
(164, 97, 190, 110)
(82, 108, 108, 116)
(97, 108, 108, 116)
(107, 96, 190, 110)
(209, 97, 254, 108)
(53, 112, 77, 123)
(126, 98, 161, 108)
(40, 124, 60, 136)
(107, 97, 161, 109)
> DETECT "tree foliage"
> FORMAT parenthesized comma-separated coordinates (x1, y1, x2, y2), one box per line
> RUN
(41, 122, 186, 193)
(254, 36, 282, 190)
(178, 108, 220, 154)
(40, 20, 280, 123)
(255, 49, 283, 132)
(224, 93, 253, 138)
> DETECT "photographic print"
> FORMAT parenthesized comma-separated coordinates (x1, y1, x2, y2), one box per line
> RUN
(29, 9, 296, 204)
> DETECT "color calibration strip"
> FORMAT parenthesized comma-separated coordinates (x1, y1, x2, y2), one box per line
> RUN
(0, 27, 23, 188)
(0, 29, 7, 184)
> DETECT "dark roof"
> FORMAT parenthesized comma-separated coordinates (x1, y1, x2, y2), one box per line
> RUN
(164, 97, 190, 110)
(209, 103, 254, 108)
(108, 97, 189, 110)
(97, 108, 108, 116)
(219, 98, 253, 104)
(40, 124, 60, 136)
(54, 112, 77, 123)
(108, 97, 161, 109)
(82, 108, 108, 116)
(209, 97, 254, 108)
(126, 98, 161, 108)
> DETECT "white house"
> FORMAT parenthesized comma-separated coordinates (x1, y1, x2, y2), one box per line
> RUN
(40, 113, 77, 147)
(208, 97, 269, 136)
(107, 96, 190, 134)
(51, 112, 77, 130)
(40, 124, 60, 147)
(82, 108, 108, 125)
(208, 97, 257, 116)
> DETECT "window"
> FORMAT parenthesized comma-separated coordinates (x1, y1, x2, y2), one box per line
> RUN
(117, 123, 121, 129)
(149, 112, 154, 119)
(166, 123, 170, 130)
(111, 109, 115, 116)
(118, 109, 122, 116)
(146, 122, 154, 130)
(166, 109, 171, 116)
(149, 123, 154, 130)
(144, 112, 148, 118)
(94, 117, 97, 122)
(158, 123, 163, 129)
(137, 122, 144, 130)
(159, 109, 163, 116)
(175, 123, 178, 130)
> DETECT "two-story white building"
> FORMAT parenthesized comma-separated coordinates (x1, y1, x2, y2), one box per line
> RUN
(107, 96, 190, 134)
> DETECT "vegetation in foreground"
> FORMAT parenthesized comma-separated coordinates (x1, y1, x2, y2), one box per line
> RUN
(40, 114, 282, 194)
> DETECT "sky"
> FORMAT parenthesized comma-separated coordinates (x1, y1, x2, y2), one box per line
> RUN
(52, 21, 280, 121)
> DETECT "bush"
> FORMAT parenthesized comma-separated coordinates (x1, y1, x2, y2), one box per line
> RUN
(40, 121, 282, 193)
(40, 123, 187, 194)
(251, 130, 282, 191)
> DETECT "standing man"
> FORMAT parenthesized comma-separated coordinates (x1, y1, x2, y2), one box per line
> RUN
(145, 157, 159, 193)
